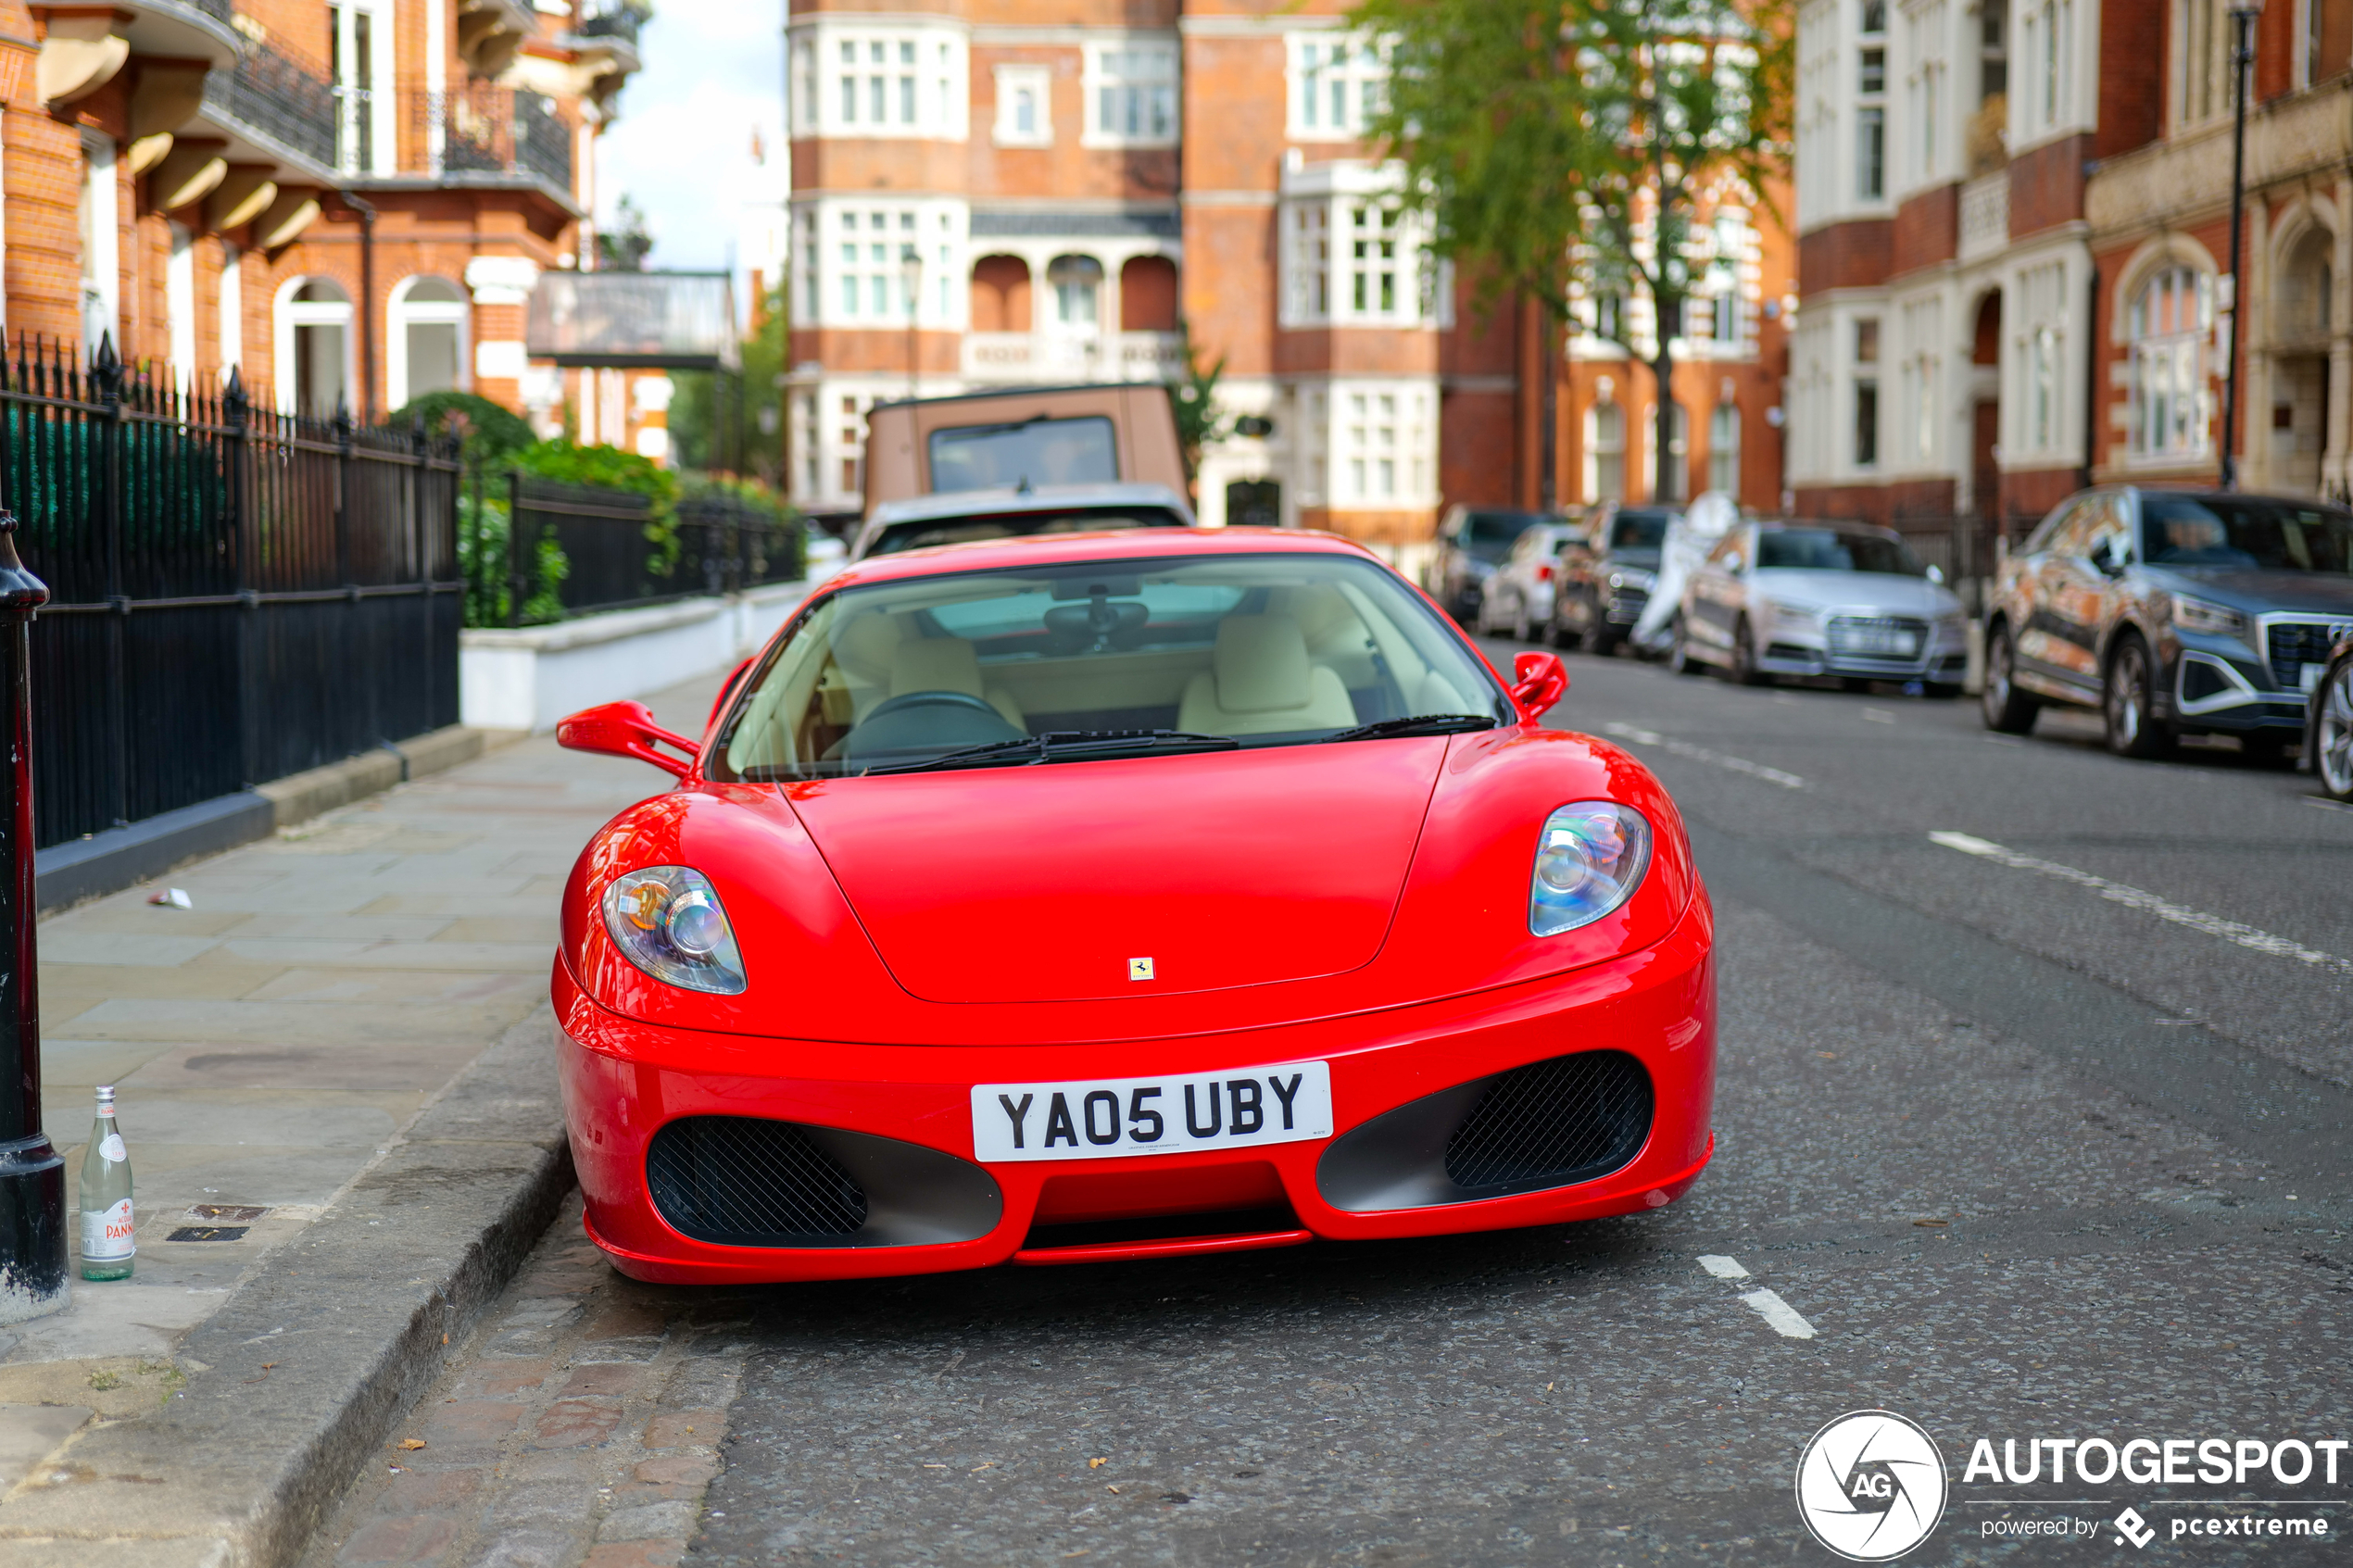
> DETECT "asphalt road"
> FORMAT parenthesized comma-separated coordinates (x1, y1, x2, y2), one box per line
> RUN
(350, 645, 2353, 1567)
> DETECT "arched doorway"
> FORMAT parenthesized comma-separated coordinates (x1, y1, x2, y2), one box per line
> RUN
(276, 277, 353, 418)
(968, 255, 1031, 332)
(1119, 256, 1177, 331)
(2271, 226, 2332, 495)
(388, 276, 468, 409)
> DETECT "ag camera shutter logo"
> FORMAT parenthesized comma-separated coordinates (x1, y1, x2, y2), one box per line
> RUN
(1794, 1410, 1948, 1561)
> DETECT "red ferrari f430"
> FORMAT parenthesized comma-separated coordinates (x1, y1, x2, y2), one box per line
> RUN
(553, 529, 1715, 1281)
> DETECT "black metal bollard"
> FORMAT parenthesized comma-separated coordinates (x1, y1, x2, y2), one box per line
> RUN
(0, 507, 63, 1323)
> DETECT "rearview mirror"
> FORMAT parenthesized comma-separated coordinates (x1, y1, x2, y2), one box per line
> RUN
(1509, 651, 1569, 721)
(1925, 563, 1945, 585)
(557, 700, 698, 779)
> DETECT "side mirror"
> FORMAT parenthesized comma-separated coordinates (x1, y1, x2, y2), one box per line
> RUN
(556, 700, 698, 779)
(1925, 563, 1946, 585)
(1509, 651, 1569, 721)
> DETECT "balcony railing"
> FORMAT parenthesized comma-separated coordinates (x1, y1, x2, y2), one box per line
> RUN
(413, 87, 573, 190)
(575, 0, 644, 45)
(201, 44, 338, 170)
(961, 331, 1183, 384)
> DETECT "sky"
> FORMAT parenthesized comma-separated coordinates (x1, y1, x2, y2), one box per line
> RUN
(593, 2, 789, 286)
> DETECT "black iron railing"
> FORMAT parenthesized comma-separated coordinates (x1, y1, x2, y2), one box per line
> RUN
(201, 46, 339, 169)
(6, 336, 461, 850)
(419, 87, 573, 189)
(500, 480, 803, 622)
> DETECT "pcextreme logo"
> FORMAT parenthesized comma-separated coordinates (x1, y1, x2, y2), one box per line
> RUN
(1794, 1410, 1950, 1562)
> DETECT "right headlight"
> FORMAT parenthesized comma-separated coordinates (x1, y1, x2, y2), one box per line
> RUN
(1766, 598, 1822, 629)
(601, 866, 749, 994)
(1529, 802, 1653, 936)
(2170, 594, 2247, 637)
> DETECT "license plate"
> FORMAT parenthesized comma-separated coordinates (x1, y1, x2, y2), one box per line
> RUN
(971, 1062, 1334, 1162)
(1839, 632, 1916, 656)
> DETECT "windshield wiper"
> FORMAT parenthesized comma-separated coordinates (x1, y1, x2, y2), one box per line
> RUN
(1318, 714, 1501, 744)
(862, 729, 1240, 776)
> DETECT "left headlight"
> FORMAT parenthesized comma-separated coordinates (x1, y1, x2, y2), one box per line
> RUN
(2171, 594, 2247, 637)
(602, 866, 748, 994)
(1529, 802, 1653, 936)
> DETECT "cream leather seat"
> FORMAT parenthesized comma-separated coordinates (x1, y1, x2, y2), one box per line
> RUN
(887, 636, 1026, 729)
(1176, 613, 1359, 735)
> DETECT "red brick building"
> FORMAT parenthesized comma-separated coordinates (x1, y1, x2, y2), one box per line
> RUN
(1, 0, 644, 438)
(1793, 0, 2353, 554)
(783, 0, 1794, 541)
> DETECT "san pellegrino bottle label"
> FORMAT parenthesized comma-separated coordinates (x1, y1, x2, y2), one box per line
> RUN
(82, 1198, 133, 1261)
(80, 1085, 134, 1265)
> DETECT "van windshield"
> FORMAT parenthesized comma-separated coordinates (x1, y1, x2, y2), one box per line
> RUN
(928, 416, 1119, 492)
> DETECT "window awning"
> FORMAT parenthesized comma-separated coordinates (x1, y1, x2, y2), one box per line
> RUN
(524, 270, 739, 370)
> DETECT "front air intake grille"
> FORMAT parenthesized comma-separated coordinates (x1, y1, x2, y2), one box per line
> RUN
(2267, 620, 2352, 690)
(647, 1116, 869, 1245)
(1441, 1050, 1654, 1194)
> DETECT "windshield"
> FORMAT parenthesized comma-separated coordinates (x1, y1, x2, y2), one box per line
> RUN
(1756, 528, 1927, 576)
(2140, 495, 2353, 573)
(715, 552, 1512, 780)
(1609, 511, 1674, 551)
(867, 506, 1188, 559)
(927, 416, 1119, 492)
(1460, 509, 1541, 562)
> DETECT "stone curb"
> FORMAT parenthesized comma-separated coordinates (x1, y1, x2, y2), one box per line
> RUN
(32, 725, 490, 914)
(0, 1007, 576, 1566)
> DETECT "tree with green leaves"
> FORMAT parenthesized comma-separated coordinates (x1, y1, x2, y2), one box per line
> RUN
(1167, 328, 1235, 496)
(1353, 0, 1791, 505)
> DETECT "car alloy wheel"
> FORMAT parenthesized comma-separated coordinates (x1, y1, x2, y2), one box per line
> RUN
(2316, 659, 2353, 799)
(1981, 623, 2039, 734)
(2104, 636, 2172, 759)
(1730, 618, 1767, 686)
(1668, 617, 1702, 676)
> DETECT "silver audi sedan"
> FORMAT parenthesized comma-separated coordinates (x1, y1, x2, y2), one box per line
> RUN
(1667, 519, 1969, 693)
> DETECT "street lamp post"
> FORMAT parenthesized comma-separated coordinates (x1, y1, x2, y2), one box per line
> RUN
(2219, 0, 2266, 490)
(0, 508, 64, 1326)
(901, 250, 925, 401)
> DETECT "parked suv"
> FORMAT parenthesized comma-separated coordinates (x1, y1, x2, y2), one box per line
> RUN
(1981, 487, 2353, 760)
(1426, 506, 1547, 623)
(1552, 503, 1676, 655)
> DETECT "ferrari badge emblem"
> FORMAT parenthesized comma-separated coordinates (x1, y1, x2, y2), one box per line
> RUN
(1128, 957, 1154, 982)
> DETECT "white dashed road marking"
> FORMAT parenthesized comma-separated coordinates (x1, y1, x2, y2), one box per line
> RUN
(1739, 1290, 1819, 1339)
(1602, 724, 1808, 790)
(1697, 1255, 1818, 1339)
(1930, 831, 2353, 978)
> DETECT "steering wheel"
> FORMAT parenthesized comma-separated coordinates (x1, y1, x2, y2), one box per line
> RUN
(862, 689, 1001, 722)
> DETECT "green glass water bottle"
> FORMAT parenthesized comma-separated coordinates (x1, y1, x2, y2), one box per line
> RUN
(79, 1085, 133, 1281)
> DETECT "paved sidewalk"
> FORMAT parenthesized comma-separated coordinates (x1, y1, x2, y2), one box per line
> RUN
(294, 1192, 753, 1568)
(0, 671, 722, 1534)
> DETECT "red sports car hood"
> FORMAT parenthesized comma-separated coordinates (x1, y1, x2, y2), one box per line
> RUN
(784, 740, 1447, 1003)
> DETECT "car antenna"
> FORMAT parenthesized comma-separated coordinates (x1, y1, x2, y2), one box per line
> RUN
(1015, 474, 1033, 494)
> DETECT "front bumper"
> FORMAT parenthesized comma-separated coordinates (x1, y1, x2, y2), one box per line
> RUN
(556, 895, 1717, 1283)
(1757, 617, 1968, 683)
(2165, 636, 2313, 734)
